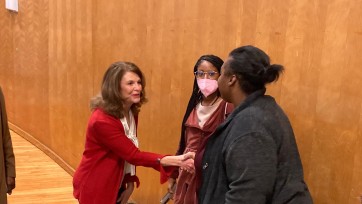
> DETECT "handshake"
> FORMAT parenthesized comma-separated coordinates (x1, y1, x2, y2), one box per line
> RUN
(159, 152, 195, 173)
(159, 152, 195, 204)
(178, 152, 195, 173)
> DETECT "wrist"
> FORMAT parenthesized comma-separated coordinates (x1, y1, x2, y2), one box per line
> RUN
(160, 156, 181, 166)
(160, 157, 167, 166)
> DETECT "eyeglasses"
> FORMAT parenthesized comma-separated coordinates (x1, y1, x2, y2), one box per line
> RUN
(194, 70, 219, 78)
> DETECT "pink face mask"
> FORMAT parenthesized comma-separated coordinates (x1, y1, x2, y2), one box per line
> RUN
(197, 79, 218, 97)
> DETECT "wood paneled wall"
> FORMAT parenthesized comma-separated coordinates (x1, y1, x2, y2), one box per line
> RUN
(1, 0, 361, 203)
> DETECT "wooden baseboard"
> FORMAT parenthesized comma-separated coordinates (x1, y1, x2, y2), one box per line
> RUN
(8, 122, 75, 176)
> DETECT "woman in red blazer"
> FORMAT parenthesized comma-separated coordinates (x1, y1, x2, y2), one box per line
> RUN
(73, 61, 194, 204)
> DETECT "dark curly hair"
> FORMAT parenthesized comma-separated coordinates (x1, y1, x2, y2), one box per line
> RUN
(226, 45, 284, 94)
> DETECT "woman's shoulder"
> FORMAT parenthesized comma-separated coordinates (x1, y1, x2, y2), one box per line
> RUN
(90, 108, 119, 122)
(87, 109, 124, 133)
(92, 108, 106, 117)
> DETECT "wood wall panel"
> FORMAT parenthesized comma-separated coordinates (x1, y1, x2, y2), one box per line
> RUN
(1, 0, 362, 203)
(11, 0, 50, 148)
(48, 0, 93, 169)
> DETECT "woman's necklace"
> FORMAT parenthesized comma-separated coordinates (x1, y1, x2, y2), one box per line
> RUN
(211, 96, 219, 105)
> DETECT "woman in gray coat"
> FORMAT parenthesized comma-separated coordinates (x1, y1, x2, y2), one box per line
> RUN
(197, 45, 313, 204)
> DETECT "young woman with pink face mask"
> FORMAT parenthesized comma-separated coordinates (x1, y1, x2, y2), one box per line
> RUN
(167, 55, 234, 204)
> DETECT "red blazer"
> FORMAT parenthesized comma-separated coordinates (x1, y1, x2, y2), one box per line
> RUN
(73, 109, 170, 204)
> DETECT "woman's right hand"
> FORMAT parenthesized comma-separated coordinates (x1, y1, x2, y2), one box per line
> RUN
(179, 152, 195, 173)
(160, 153, 195, 173)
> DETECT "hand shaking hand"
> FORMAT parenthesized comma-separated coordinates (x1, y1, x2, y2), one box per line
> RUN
(160, 152, 196, 174)
(179, 152, 195, 174)
(183, 152, 195, 160)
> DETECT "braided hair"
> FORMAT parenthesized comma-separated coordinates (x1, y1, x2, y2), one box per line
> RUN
(175, 55, 224, 155)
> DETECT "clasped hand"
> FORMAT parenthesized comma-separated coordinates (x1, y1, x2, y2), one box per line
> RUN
(179, 152, 195, 173)
(160, 152, 195, 173)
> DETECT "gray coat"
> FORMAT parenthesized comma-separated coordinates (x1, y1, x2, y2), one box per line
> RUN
(198, 89, 313, 204)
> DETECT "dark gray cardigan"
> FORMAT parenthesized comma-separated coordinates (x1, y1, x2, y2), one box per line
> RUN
(198, 89, 313, 204)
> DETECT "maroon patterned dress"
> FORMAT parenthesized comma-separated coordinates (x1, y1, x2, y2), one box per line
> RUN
(174, 100, 233, 204)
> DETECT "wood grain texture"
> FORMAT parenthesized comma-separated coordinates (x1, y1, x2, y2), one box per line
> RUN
(1, 0, 362, 203)
(7, 131, 77, 204)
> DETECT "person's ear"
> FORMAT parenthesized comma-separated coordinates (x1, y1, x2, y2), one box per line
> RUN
(228, 75, 237, 87)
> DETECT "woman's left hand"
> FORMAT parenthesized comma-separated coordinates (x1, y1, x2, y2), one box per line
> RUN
(117, 182, 135, 204)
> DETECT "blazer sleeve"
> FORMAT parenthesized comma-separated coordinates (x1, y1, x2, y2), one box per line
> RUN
(91, 118, 173, 183)
(224, 132, 277, 203)
(0, 87, 16, 178)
